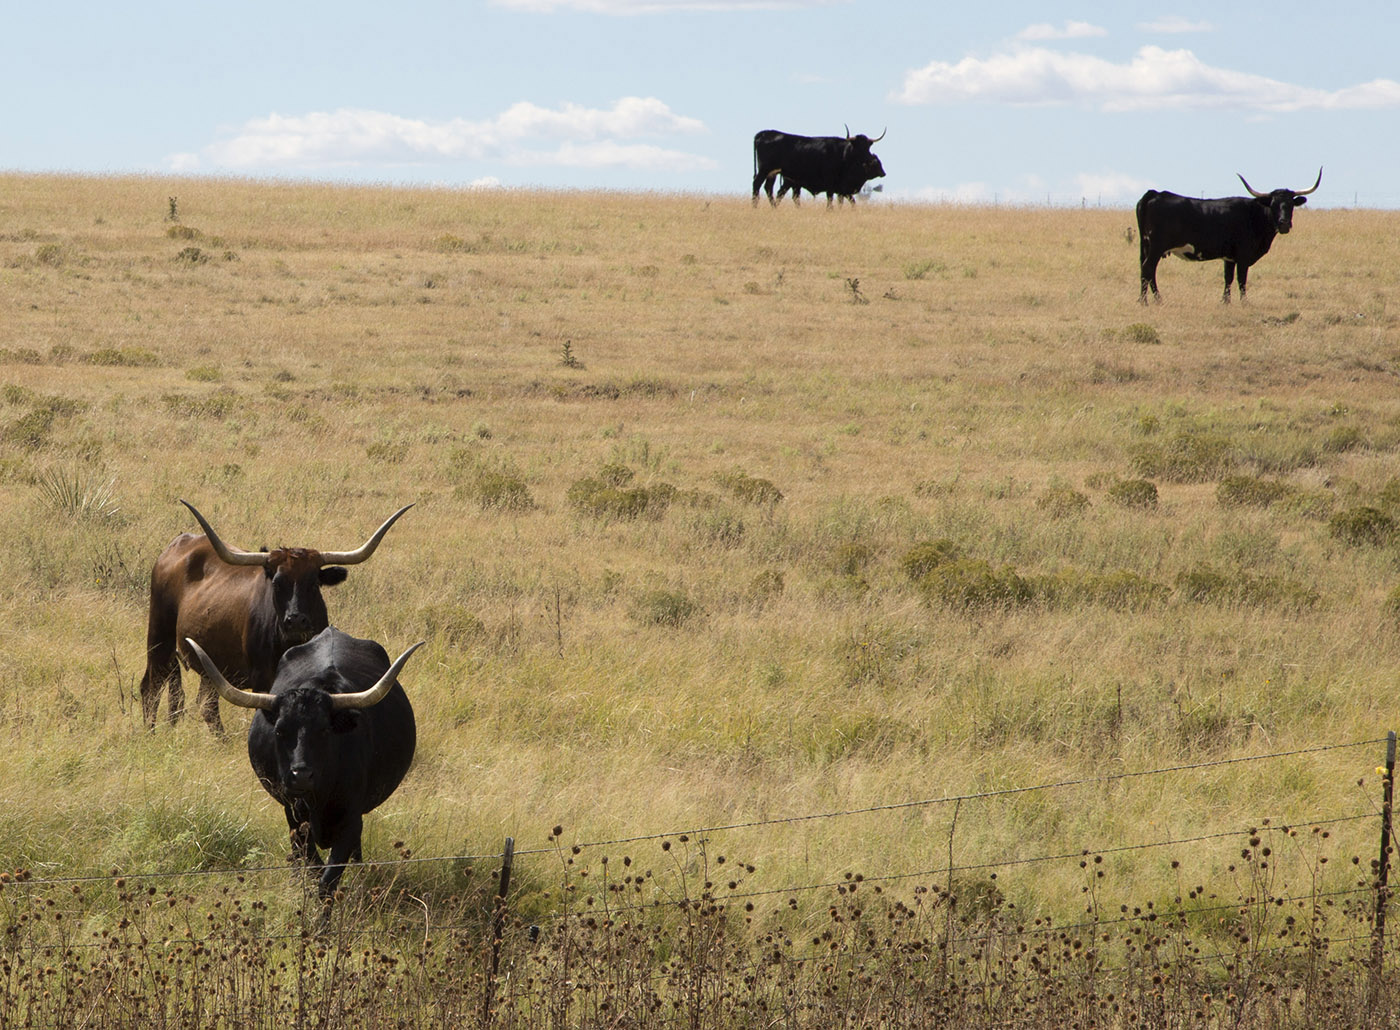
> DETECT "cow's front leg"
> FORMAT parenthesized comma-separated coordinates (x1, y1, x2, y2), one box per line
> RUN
(1221, 260, 1236, 303)
(317, 814, 363, 902)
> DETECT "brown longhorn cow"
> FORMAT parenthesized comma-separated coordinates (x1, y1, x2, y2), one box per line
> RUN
(139, 500, 411, 733)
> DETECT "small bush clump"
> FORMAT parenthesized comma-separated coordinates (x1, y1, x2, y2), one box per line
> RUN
(713, 468, 784, 506)
(1107, 478, 1159, 509)
(901, 539, 959, 582)
(83, 347, 160, 367)
(633, 588, 698, 628)
(919, 559, 1033, 609)
(1035, 484, 1090, 518)
(1328, 505, 1395, 547)
(450, 449, 534, 512)
(1120, 322, 1161, 345)
(1175, 563, 1320, 609)
(1217, 475, 1294, 509)
(1130, 431, 1234, 483)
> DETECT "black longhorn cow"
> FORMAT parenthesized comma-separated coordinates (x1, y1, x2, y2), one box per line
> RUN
(1136, 169, 1321, 304)
(186, 629, 422, 903)
(753, 127, 886, 208)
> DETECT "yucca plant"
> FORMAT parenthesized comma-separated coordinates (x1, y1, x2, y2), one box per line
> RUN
(37, 465, 119, 522)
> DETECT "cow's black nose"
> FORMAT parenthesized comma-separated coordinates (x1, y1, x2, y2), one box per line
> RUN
(287, 766, 315, 792)
(284, 612, 312, 632)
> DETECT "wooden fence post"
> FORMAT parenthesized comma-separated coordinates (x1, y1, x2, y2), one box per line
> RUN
(483, 837, 515, 1026)
(1372, 732, 1395, 985)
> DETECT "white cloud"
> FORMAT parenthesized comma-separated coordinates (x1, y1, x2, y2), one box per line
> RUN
(492, 0, 838, 11)
(168, 98, 712, 173)
(1139, 16, 1214, 34)
(894, 45, 1400, 112)
(1073, 170, 1154, 202)
(1017, 20, 1106, 41)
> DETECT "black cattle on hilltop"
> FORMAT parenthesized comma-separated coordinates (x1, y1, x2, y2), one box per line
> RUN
(140, 500, 411, 734)
(187, 629, 422, 903)
(1136, 169, 1321, 304)
(752, 127, 886, 208)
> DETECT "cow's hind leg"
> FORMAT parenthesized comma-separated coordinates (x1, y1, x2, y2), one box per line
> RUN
(1236, 263, 1249, 303)
(139, 642, 181, 729)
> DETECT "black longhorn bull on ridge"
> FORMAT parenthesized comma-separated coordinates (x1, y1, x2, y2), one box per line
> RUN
(1136, 169, 1322, 304)
(752, 127, 886, 208)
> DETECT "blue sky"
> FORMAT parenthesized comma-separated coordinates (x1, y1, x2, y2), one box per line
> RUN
(6, 1, 1397, 206)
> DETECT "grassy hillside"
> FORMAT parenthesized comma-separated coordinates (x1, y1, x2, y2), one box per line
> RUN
(2, 175, 1400, 1021)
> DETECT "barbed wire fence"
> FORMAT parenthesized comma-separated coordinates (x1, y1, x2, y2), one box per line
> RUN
(2, 733, 1397, 1026)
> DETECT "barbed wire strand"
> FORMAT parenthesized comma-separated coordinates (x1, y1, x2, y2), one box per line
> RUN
(7, 737, 1382, 890)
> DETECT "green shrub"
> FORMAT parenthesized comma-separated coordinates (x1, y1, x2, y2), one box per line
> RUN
(567, 475, 668, 521)
(366, 440, 409, 464)
(450, 450, 534, 512)
(901, 539, 959, 581)
(713, 468, 783, 506)
(920, 559, 1032, 609)
(1328, 506, 1395, 546)
(633, 589, 698, 628)
(1130, 431, 1234, 483)
(162, 389, 237, 420)
(1107, 478, 1159, 509)
(174, 246, 209, 264)
(1035, 485, 1089, 518)
(831, 541, 873, 577)
(748, 568, 784, 605)
(166, 225, 202, 240)
(1217, 475, 1293, 508)
(1120, 322, 1161, 345)
(1176, 563, 1321, 609)
(83, 347, 159, 367)
(2, 408, 56, 450)
(34, 243, 65, 267)
(1323, 425, 1364, 454)
(186, 365, 223, 382)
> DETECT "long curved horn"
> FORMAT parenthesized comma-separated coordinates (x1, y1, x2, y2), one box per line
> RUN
(844, 123, 851, 139)
(870, 127, 886, 143)
(330, 641, 425, 710)
(184, 638, 276, 710)
(318, 504, 414, 566)
(1237, 173, 1267, 199)
(180, 499, 268, 566)
(1296, 167, 1323, 196)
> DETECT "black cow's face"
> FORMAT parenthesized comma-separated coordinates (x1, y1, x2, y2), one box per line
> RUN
(263, 549, 347, 645)
(1257, 189, 1308, 235)
(866, 155, 886, 180)
(261, 687, 359, 800)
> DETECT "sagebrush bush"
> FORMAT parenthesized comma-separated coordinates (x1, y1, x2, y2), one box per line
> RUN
(1034, 484, 1089, 518)
(713, 467, 784, 506)
(1130, 431, 1234, 482)
(901, 539, 959, 581)
(1107, 478, 1159, 508)
(632, 588, 698, 627)
(919, 559, 1033, 609)
(1328, 505, 1395, 546)
(1217, 475, 1294, 508)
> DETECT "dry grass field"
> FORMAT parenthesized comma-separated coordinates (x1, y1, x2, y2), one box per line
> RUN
(3, 173, 1400, 1025)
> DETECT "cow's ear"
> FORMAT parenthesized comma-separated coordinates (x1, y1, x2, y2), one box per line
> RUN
(257, 700, 282, 726)
(331, 709, 360, 734)
(319, 566, 349, 586)
(1293, 196, 1308, 207)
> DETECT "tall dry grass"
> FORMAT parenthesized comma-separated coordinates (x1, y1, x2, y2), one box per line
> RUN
(2, 174, 1400, 1022)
